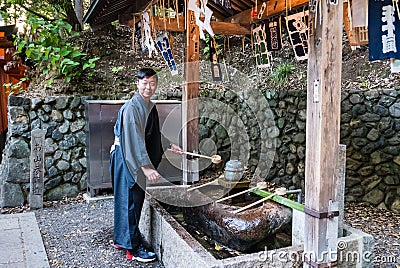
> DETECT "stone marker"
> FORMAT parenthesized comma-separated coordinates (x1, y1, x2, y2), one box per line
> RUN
(29, 129, 46, 209)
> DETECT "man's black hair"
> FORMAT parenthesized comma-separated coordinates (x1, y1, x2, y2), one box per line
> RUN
(137, 68, 158, 80)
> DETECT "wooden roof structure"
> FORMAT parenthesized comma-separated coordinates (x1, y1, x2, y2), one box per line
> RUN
(84, 0, 355, 267)
(83, 0, 309, 30)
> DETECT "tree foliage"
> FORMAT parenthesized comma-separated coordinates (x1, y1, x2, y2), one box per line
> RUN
(14, 16, 99, 85)
(0, 0, 86, 31)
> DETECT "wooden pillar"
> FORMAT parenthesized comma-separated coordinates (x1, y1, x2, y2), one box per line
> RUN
(182, 9, 200, 183)
(304, 0, 343, 267)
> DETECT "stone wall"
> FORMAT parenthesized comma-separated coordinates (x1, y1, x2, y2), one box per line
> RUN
(340, 90, 400, 210)
(199, 89, 400, 211)
(0, 89, 399, 211)
(0, 96, 89, 207)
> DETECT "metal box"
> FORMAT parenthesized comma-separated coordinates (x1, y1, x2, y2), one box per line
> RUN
(85, 100, 182, 196)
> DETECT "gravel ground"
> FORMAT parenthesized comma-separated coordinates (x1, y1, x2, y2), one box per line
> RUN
(34, 196, 164, 268)
(27, 196, 399, 268)
(344, 203, 400, 267)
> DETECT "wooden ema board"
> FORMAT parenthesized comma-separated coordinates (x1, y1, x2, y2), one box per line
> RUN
(343, 2, 368, 46)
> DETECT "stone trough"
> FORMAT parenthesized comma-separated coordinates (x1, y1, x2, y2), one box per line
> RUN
(140, 186, 374, 268)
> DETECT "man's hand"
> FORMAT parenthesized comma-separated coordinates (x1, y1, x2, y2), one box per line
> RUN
(170, 144, 184, 154)
(141, 166, 161, 182)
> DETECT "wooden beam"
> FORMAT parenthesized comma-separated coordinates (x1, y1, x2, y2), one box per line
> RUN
(304, 0, 343, 267)
(128, 16, 250, 35)
(225, 0, 308, 25)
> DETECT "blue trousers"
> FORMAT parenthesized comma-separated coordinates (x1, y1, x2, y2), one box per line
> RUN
(110, 146, 145, 250)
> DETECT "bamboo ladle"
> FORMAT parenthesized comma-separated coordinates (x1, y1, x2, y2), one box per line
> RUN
(232, 187, 287, 214)
(168, 149, 222, 164)
(215, 182, 268, 203)
(186, 179, 219, 192)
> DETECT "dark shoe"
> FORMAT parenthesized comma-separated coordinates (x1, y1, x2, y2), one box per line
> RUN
(126, 245, 156, 263)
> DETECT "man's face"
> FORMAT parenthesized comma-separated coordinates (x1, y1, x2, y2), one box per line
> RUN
(137, 75, 157, 101)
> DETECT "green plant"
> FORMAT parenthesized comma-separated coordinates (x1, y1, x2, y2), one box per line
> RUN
(111, 66, 124, 73)
(270, 62, 295, 87)
(203, 34, 223, 60)
(14, 16, 99, 84)
(3, 78, 29, 95)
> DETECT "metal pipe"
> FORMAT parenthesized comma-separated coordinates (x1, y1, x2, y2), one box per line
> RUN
(286, 189, 302, 204)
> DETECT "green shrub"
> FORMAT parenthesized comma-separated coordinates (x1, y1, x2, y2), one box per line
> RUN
(15, 16, 99, 85)
(270, 62, 294, 87)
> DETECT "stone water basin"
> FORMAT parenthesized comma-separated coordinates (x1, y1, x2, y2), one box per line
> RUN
(183, 200, 292, 252)
(147, 181, 292, 252)
(141, 185, 374, 268)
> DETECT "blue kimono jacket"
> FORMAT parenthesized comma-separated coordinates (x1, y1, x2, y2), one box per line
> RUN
(110, 92, 166, 249)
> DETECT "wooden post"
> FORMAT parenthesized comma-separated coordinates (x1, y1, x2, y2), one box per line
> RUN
(304, 0, 343, 267)
(29, 129, 46, 209)
(182, 9, 200, 184)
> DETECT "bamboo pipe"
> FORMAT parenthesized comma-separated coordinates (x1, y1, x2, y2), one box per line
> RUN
(252, 188, 304, 212)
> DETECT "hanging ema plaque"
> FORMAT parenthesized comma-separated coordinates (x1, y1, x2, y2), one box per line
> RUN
(252, 24, 271, 68)
(285, 11, 309, 61)
(266, 18, 282, 51)
(209, 37, 222, 81)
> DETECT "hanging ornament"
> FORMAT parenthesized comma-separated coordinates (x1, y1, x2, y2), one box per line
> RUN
(210, 36, 222, 81)
(188, 0, 214, 40)
(142, 11, 157, 57)
(251, 0, 258, 19)
(351, 0, 367, 27)
(266, 17, 282, 51)
(258, 2, 267, 20)
(251, 6, 258, 18)
(285, 11, 309, 61)
(252, 24, 271, 68)
(156, 33, 178, 75)
(135, 18, 147, 53)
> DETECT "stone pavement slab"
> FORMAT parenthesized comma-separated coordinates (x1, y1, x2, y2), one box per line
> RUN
(0, 212, 49, 268)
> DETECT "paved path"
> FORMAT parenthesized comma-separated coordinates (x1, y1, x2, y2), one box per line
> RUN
(0, 212, 49, 268)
